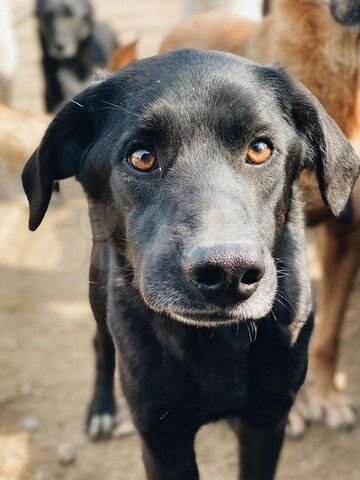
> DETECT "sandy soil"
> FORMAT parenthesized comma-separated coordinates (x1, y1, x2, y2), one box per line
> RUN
(0, 1, 359, 479)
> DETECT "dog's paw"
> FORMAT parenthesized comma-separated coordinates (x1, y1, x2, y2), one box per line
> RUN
(305, 385, 356, 430)
(287, 383, 357, 438)
(87, 413, 117, 440)
(113, 418, 136, 438)
(86, 399, 117, 440)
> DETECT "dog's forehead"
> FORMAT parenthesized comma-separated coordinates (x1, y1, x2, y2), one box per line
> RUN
(37, 0, 89, 14)
(109, 50, 280, 130)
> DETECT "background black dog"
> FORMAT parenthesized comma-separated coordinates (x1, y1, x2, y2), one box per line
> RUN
(22, 50, 359, 479)
(36, 0, 118, 112)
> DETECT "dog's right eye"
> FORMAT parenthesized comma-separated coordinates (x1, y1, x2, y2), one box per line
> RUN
(246, 140, 273, 165)
(128, 149, 158, 172)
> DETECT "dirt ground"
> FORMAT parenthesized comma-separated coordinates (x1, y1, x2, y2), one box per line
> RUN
(0, 1, 360, 479)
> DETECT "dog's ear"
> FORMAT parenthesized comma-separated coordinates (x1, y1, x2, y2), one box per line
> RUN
(22, 96, 94, 231)
(268, 67, 360, 217)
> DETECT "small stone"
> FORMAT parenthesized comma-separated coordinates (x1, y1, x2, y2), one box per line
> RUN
(6, 337, 18, 350)
(22, 416, 40, 432)
(20, 382, 32, 397)
(35, 470, 45, 480)
(57, 443, 76, 465)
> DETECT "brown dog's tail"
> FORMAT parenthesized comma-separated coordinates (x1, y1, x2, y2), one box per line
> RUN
(109, 41, 138, 72)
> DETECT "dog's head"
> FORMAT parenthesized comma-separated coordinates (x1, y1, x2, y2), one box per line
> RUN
(329, 0, 360, 28)
(22, 50, 359, 326)
(36, 0, 93, 60)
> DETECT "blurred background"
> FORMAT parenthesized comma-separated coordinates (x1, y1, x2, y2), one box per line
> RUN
(0, 1, 359, 479)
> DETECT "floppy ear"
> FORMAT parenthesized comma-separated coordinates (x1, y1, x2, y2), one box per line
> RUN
(22, 96, 94, 231)
(268, 68, 360, 217)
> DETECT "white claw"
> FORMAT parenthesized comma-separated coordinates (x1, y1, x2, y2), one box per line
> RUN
(88, 414, 116, 440)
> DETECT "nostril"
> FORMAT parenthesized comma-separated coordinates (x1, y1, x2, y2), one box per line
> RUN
(242, 268, 263, 285)
(194, 265, 225, 289)
(55, 43, 65, 52)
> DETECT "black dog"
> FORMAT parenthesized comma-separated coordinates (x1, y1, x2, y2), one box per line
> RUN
(36, 0, 117, 112)
(263, 0, 272, 16)
(22, 50, 359, 479)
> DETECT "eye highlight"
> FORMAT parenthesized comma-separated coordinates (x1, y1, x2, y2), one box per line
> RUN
(128, 149, 158, 172)
(246, 140, 273, 165)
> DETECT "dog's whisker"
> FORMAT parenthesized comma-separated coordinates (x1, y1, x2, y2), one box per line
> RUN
(246, 321, 252, 343)
(270, 309, 278, 323)
(276, 292, 298, 314)
(100, 100, 143, 119)
(71, 99, 85, 109)
(108, 79, 149, 110)
(275, 295, 297, 317)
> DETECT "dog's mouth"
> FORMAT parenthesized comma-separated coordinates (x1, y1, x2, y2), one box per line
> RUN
(137, 238, 279, 328)
(49, 45, 77, 61)
(162, 310, 261, 328)
(149, 297, 275, 328)
(140, 262, 278, 328)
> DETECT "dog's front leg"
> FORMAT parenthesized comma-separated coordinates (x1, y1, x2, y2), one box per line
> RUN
(142, 441, 199, 480)
(140, 421, 199, 480)
(86, 243, 117, 439)
(238, 421, 286, 480)
(137, 417, 199, 480)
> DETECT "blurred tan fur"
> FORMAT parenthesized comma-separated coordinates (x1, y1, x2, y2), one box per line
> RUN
(0, 104, 50, 165)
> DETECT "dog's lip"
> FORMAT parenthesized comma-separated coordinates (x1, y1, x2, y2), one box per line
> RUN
(146, 303, 255, 326)
(165, 309, 248, 327)
(172, 310, 239, 321)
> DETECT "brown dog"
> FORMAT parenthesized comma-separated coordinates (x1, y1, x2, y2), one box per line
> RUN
(160, 0, 360, 437)
(108, 41, 138, 73)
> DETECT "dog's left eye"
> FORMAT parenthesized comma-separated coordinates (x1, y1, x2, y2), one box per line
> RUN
(128, 149, 158, 172)
(246, 140, 273, 165)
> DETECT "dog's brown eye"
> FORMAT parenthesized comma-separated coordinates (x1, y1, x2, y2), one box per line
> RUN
(246, 141, 272, 165)
(128, 149, 158, 172)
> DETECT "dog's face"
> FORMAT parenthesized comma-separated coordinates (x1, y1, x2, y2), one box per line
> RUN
(330, 0, 360, 28)
(36, 0, 93, 60)
(22, 50, 359, 326)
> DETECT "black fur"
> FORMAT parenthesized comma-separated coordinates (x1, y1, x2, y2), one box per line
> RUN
(330, 0, 360, 28)
(262, 0, 272, 16)
(36, 0, 117, 113)
(22, 50, 359, 479)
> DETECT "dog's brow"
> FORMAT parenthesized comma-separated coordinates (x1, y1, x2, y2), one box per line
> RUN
(107, 79, 148, 111)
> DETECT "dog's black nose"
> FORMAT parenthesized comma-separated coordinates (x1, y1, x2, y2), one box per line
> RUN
(185, 244, 265, 302)
(55, 42, 66, 53)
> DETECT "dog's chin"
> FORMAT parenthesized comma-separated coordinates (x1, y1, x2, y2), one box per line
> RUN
(49, 47, 77, 61)
(163, 309, 268, 328)
(142, 283, 277, 328)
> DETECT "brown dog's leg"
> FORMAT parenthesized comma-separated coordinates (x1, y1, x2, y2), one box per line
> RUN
(309, 221, 359, 426)
(289, 221, 359, 436)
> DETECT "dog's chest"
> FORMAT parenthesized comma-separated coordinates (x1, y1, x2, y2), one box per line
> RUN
(181, 328, 251, 417)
